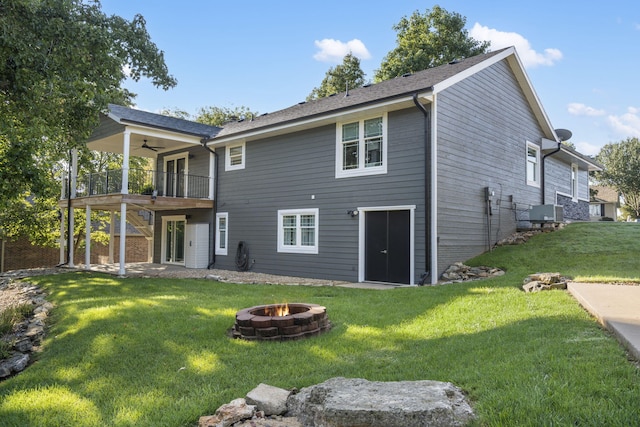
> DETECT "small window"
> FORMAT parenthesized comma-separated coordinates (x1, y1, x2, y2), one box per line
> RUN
(225, 142, 245, 171)
(571, 164, 579, 200)
(526, 142, 540, 187)
(277, 209, 319, 254)
(216, 212, 228, 255)
(336, 114, 387, 178)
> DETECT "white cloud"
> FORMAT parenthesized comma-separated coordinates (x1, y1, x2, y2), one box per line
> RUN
(607, 107, 640, 137)
(313, 38, 371, 63)
(575, 141, 603, 157)
(469, 23, 562, 68)
(568, 103, 606, 117)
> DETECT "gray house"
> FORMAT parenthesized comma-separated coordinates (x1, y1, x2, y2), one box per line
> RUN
(61, 46, 600, 285)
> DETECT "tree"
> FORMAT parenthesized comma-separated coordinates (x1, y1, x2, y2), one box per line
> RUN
(0, 150, 150, 251)
(595, 137, 640, 218)
(374, 5, 490, 82)
(0, 0, 176, 204)
(307, 53, 365, 101)
(195, 106, 259, 127)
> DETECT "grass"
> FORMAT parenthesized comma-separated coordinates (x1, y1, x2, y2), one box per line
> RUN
(0, 222, 639, 426)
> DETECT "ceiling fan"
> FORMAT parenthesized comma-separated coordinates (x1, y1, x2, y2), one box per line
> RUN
(140, 139, 165, 152)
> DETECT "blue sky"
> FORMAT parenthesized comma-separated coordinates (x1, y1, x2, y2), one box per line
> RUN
(102, 0, 640, 156)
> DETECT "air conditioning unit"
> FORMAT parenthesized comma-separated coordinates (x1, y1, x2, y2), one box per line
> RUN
(529, 204, 564, 223)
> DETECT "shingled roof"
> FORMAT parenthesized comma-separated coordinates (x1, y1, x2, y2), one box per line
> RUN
(108, 104, 221, 138)
(213, 48, 510, 140)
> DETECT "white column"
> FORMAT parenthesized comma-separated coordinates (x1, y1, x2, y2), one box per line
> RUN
(109, 211, 115, 264)
(85, 205, 91, 269)
(68, 149, 78, 268)
(118, 131, 131, 276)
(121, 131, 130, 194)
(59, 173, 66, 265)
(119, 203, 127, 276)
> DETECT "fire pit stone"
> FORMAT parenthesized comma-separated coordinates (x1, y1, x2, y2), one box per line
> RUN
(231, 303, 331, 341)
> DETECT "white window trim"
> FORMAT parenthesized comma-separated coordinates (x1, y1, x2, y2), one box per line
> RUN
(526, 141, 540, 188)
(225, 141, 245, 171)
(277, 208, 319, 254)
(164, 152, 190, 197)
(571, 163, 579, 201)
(335, 113, 388, 179)
(160, 215, 186, 266)
(215, 212, 228, 256)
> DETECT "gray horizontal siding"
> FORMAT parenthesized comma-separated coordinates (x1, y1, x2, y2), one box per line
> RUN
(212, 108, 426, 283)
(435, 59, 545, 272)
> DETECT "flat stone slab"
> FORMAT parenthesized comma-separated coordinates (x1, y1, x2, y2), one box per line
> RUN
(246, 383, 291, 415)
(286, 377, 475, 427)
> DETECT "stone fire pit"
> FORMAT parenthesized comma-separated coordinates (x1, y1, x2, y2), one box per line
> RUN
(231, 303, 331, 341)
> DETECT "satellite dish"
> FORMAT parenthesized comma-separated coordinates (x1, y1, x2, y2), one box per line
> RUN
(554, 128, 572, 142)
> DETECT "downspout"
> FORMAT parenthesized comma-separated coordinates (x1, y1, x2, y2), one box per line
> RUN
(413, 93, 431, 285)
(541, 142, 562, 205)
(200, 138, 219, 269)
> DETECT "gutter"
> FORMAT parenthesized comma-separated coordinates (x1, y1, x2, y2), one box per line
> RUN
(412, 93, 432, 285)
(541, 142, 562, 204)
(200, 138, 219, 269)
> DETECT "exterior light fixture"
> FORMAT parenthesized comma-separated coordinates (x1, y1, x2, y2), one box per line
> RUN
(347, 209, 359, 217)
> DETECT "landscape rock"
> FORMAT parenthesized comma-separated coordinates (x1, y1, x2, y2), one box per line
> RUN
(522, 272, 568, 292)
(286, 377, 475, 427)
(440, 262, 504, 283)
(0, 353, 29, 378)
(199, 398, 256, 427)
(246, 383, 291, 415)
(0, 278, 52, 381)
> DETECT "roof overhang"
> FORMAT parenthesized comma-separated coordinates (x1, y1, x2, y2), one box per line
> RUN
(207, 92, 433, 146)
(86, 114, 205, 157)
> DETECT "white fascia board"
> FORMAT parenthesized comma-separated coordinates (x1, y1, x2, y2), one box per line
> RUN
(123, 124, 203, 145)
(541, 138, 559, 150)
(208, 93, 433, 147)
(560, 146, 602, 171)
(432, 47, 515, 94)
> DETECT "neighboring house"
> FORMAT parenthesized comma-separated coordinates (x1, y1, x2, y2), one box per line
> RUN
(60, 46, 600, 285)
(590, 185, 620, 221)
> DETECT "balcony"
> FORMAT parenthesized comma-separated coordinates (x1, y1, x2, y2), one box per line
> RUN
(61, 169, 214, 211)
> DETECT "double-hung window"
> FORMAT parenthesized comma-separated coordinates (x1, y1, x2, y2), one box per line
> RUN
(571, 164, 579, 200)
(526, 142, 540, 187)
(225, 142, 245, 171)
(215, 212, 228, 255)
(277, 209, 319, 254)
(336, 113, 387, 178)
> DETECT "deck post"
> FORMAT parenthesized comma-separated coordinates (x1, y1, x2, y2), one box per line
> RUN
(118, 131, 131, 276)
(85, 205, 91, 269)
(109, 211, 115, 264)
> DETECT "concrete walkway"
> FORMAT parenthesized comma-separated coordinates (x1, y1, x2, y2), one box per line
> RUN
(568, 282, 640, 361)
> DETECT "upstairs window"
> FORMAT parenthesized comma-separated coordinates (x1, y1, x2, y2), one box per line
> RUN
(526, 142, 540, 187)
(336, 114, 387, 178)
(225, 142, 245, 171)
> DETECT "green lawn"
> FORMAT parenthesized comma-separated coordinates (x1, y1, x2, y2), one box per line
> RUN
(1, 222, 639, 426)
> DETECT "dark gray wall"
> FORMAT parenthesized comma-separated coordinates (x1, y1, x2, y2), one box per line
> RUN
(435, 59, 545, 272)
(211, 108, 427, 283)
